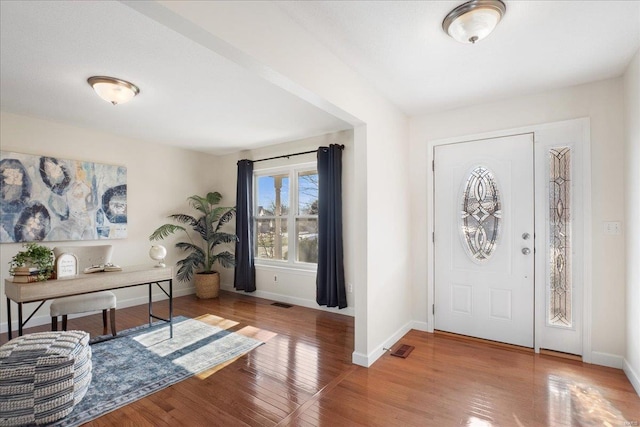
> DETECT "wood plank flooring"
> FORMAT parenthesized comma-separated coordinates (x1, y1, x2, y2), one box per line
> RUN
(3, 291, 639, 426)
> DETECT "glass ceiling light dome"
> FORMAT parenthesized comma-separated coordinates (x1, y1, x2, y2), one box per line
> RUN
(442, 0, 506, 44)
(88, 76, 140, 105)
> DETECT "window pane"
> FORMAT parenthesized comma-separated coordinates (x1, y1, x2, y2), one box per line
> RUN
(255, 218, 288, 260)
(257, 174, 289, 216)
(548, 147, 572, 327)
(459, 166, 502, 262)
(296, 218, 318, 263)
(298, 171, 318, 215)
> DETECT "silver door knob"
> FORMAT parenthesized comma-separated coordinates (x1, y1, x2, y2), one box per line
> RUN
(522, 247, 531, 255)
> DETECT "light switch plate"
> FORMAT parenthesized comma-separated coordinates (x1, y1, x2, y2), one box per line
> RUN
(603, 221, 622, 235)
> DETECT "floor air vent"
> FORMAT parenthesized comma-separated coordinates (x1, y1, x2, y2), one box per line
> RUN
(390, 344, 415, 358)
(271, 302, 293, 308)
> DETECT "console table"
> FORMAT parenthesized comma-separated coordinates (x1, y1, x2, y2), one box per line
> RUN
(5, 265, 173, 340)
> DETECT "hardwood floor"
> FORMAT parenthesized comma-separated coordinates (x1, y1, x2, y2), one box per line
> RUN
(4, 291, 639, 426)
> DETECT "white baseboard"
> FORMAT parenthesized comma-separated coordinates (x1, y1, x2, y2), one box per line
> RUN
(590, 351, 624, 369)
(351, 351, 369, 367)
(219, 283, 354, 317)
(351, 320, 416, 367)
(623, 359, 640, 397)
(410, 321, 429, 332)
(1, 287, 195, 334)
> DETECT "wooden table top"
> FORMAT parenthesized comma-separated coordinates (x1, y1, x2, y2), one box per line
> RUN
(5, 265, 173, 303)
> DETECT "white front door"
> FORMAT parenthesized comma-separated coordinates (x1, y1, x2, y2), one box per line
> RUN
(434, 133, 534, 347)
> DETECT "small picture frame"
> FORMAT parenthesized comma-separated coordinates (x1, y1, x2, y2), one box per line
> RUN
(56, 253, 78, 278)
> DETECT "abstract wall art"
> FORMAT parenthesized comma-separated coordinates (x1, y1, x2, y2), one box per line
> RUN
(0, 151, 127, 243)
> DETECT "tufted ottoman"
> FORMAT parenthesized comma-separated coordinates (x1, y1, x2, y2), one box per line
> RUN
(0, 331, 92, 426)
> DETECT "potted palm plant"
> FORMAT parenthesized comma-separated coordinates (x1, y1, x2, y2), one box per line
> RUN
(149, 192, 236, 298)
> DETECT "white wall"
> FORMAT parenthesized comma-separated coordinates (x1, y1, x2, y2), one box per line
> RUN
(0, 112, 219, 332)
(410, 78, 627, 364)
(135, 0, 413, 366)
(623, 49, 640, 394)
(214, 130, 356, 316)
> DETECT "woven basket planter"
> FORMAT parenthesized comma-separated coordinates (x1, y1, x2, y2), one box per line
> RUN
(194, 272, 220, 299)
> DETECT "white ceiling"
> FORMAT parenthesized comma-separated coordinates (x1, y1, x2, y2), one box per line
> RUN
(278, 0, 640, 116)
(1, 1, 639, 154)
(0, 1, 351, 155)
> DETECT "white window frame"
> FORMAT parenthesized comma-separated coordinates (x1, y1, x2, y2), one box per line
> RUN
(253, 161, 318, 271)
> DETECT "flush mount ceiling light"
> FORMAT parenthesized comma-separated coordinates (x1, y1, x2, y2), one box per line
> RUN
(442, 0, 506, 44)
(87, 76, 140, 105)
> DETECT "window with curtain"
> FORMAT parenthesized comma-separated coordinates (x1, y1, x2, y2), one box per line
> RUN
(254, 162, 318, 268)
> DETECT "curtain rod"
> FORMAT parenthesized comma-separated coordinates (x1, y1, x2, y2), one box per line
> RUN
(251, 144, 344, 163)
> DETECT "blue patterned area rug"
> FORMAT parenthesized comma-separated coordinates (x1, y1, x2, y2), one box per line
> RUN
(51, 315, 266, 426)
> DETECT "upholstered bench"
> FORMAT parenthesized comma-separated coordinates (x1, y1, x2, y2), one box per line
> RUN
(50, 291, 117, 336)
(0, 331, 92, 426)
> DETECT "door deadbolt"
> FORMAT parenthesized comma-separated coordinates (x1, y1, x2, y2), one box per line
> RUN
(522, 233, 530, 240)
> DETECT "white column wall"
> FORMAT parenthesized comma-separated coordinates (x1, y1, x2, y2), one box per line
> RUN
(410, 78, 627, 364)
(135, 0, 413, 366)
(623, 49, 640, 394)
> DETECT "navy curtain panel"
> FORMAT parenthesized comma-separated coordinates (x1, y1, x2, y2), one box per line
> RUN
(234, 159, 256, 292)
(316, 145, 347, 308)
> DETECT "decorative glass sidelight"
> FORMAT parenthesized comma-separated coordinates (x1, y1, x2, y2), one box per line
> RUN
(460, 166, 502, 262)
(548, 147, 572, 327)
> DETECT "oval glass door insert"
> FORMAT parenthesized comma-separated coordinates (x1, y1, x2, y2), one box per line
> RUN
(460, 166, 502, 262)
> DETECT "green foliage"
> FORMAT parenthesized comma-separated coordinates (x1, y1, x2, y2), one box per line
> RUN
(9, 242, 54, 281)
(149, 192, 237, 282)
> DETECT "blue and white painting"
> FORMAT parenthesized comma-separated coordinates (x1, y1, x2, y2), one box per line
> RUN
(0, 151, 127, 243)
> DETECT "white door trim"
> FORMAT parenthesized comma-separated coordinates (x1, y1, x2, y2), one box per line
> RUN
(426, 118, 592, 361)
